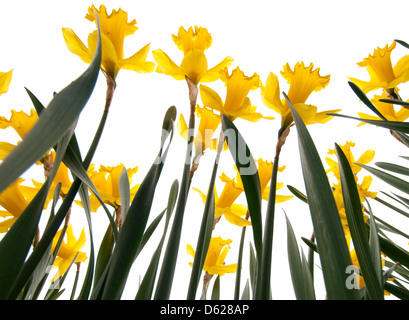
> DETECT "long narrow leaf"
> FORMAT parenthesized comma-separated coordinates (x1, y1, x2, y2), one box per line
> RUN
(287, 93, 357, 300)
(135, 180, 178, 300)
(101, 106, 176, 300)
(285, 213, 315, 300)
(221, 115, 263, 298)
(336, 144, 384, 299)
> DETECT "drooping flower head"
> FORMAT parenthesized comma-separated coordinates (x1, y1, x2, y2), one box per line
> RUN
(187, 236, 237, 276)
(51, 223, 87, 282)
(261, 62, 340, 129)
(200, 67, 272, 122)
(349, 42, 409, 94)
(62, 4, 154, 79)
(152, 26, 233, 85)
(0, 70, 12, 96)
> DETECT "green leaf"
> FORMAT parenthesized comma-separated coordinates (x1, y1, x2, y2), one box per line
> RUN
(0, 130, 73, 299)
(285, 213, 315, 300)
(211, 276, 220, 300)
(348, 81, 387, 120)
(375, 162, 409, 176)
(186, 148, 218, 300)
(336, 144, 384, 299)
(395, 39, 409, 49)
(234, 224, 248, 300)
(329, 113, 409, 134)
(135, 180, 178, 300)
(0, 21, 101, 195)
(221, 115, 263, 293)
(359, 164, 409, 196)
(287, 185, 308, 203)
(287, 94, 358, 300)
(101, 106, 176, 300)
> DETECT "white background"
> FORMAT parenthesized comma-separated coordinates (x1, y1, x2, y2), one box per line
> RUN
(1, 0, 409, 300)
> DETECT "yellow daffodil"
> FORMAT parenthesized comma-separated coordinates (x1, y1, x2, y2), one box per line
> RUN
(326, 141, 377, 201)
(256, 158, 293, 203)
(178, 105, 223, 155)
(357, 90, 409, 125)
(326, 142, 377, 233)
(62, 4, 154, 80)
(152, 26, 233, 85)
(187, 236, 237, 276)
(0, 108, 38, 140)
(0, 178, 37, 233)
(77, 163, 140, 212)
(261, 62, 340, 129)
(326, 141, 375, 180)
(349, 41, 409, 94)
(200, 67, 272, 122)
(50, 223, 87, 282)
(0, 108, 39, 160)
(29, 151, 73, 202)
(193, 172, 250, 227)
(0, 69, 12, 96)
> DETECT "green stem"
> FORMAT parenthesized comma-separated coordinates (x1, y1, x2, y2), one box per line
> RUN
(256, 125, 290, 300)
(186, 130, 224, 300)
(154, 77, 198, 300)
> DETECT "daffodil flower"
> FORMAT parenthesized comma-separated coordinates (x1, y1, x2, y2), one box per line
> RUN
(178, 105, 224, 156)
(152, 26, 233, 85)
(261, 62, 340, 129)
(193, 172, 250, 227)
(256, 158, 293, 203)
(187, 236, 237, 276)
(0, 109, 38, 140)
(326, 142, 377, 233)
(51, 223, 87, 282)
(0, 69, 12, 96)
(0, 178, 37, 233)
(62, 4, 155, 80)
(200, 67, 272, 122)
(76, 163, 140, 212)
(29, 151, 73, 203)
(357, 90, 409, 125)
(326, 141, 375, 180)
(349, 41, 409, 94)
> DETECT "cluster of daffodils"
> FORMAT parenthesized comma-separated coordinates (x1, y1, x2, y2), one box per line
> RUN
(0, 3, 348, 288)
(2, 3, 405, 300)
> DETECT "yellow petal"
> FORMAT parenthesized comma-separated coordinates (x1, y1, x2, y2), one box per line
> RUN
(62, 28, 92, 64)
(172, 26, 212, 54)
(200, 84, 224, 113)
(120, 43, 155, 73)
(0, 69, 13, 95)
(308, 108, 341, 125)
(152, 49, 185, 80)
(180, 49, 208, 84)
(200, 56, 234, 83)
(0, 142, 15, 160)
(261, 72, 285, 114)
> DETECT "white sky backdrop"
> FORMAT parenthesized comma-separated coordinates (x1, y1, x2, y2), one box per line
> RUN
(1, 0, 409, 299)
